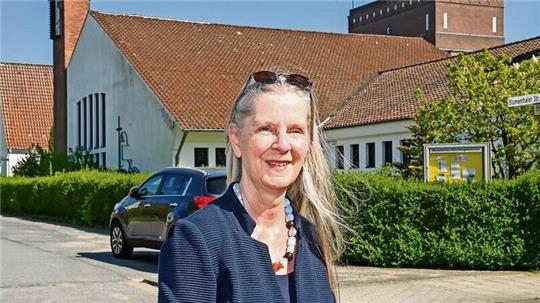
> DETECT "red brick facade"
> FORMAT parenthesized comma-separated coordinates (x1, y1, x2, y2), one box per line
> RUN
(51, 0, 88, 152)
(349, 0, 504, 53)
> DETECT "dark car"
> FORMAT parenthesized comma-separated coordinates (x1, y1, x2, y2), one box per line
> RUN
(109, 167, 227, 258)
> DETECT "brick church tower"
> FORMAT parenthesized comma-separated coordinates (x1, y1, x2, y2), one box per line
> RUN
(348, 0, 504, 54)
(49, 0, 89, 153)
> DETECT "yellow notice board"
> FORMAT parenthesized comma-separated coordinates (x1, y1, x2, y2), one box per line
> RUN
(424, 143, 491, 183)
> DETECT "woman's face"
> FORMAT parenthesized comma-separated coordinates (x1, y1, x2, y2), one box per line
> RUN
(229, 87, 310, 192)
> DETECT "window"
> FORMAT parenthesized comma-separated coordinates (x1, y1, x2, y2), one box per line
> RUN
(492, 17, 497, 33)
(352, 18, 356, 24)
(379, 9, 383, 15)
(409, 0, 413, 5)
(77, 101, 81, 148)
(336, 145, 344, 170)
(101, 152, 106, 168)
(366, 143, 375, 168)
(366, 14, 369, 19)
(443, 12, 448, 29)
(386, 26, 391, 34)
(95, 93, 99, 148)
(394, 4, 397, 10)
(139, 174, 164, 196)
(386, 7, 390, 13)
(383, 141, 393, 164)
(206, 176, 227, 195)
(402, 2, 405, 8)
(83, 97, 87, 149)
(350, 144, 359, 169)
(101, 93, 106, 147)
(425, 14, 430, 31)
(359, 16, 362, 22)
(194, 148, 209, 167)
(94, 153, 100, 167)
(215, 148, 226, 167)
(89, 94, 93, 149)
(400, 139, 411, 168)
(372, 11, 376, 18)
(160, 174, 189, 195)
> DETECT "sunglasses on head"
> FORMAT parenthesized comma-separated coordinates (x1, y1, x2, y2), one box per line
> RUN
(250, 71, 312, 89)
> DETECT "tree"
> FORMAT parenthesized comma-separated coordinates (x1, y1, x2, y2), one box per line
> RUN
(400, 50, 540, 179)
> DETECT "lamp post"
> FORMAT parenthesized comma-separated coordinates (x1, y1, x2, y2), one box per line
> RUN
(116, 116, 129, 171)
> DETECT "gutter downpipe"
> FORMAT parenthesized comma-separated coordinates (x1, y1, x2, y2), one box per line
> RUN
(174, 131, 189, 167)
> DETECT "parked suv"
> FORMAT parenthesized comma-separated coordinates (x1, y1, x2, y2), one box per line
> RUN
(109, 167, 227, 258)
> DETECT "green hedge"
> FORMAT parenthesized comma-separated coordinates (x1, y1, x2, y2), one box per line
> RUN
(335, 169, 540, 270)
(1, 170, 149, 226)
(1, 169, 538, 270)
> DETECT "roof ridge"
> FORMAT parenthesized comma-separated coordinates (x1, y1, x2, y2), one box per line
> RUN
(0, 62, 53, 67)
(91, 10, 429, 41)
(378, 35, 540, 75)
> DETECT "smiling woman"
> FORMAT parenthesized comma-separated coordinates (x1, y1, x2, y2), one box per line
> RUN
(158, 70, 342, 303)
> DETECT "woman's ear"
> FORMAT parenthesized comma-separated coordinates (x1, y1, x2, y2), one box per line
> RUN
(228, 124, 242, 158)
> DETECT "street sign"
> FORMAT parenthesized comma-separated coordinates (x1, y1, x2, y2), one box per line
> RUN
(507, 94, 540, 107)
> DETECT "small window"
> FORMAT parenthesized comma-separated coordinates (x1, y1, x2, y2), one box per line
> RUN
(89, 95, 93, 150)
(194, 148, 209, 167)
(394, 4, 398, 10)
(95, 153, 100, 167)
(387, 7, 390, 13)
(160, 174, 189, 195)
(425, 14, 430, 31)
(372, 11, 376, 17)
(352, 18, 356, 24)
(492, 16, 497, 33)
(101, 93, 106, 148)
(95, 93, 99, 149)
(400, 139, 411, 168)
(383, 141, 393, 164)
(77, 101, 81, 148)
(215, 148, 226, 167)
(139, 174, 164, 196)
(336, 145, 344, 170)
(366, 14, 369, 19)
(409, 0, 413, 5)
(402, 2, 405, 8)
(386, 26, 391, 34)
(350, 144, 359, 169)
(379, 9, 383, 15)
(101, 152, 106, 168)
(359, 16, 363, 22)
(366, 143, 375, 168)
(83, 97, 87, 149)
(443, 12, 448, 29)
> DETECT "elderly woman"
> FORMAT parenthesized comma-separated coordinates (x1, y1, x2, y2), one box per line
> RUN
(158, 70, 342, 302)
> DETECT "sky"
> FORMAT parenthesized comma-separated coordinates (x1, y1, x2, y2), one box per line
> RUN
(1, 0, 539, 65)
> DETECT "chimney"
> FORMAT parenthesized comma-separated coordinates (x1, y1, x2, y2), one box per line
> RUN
(50, 0, 89, 153)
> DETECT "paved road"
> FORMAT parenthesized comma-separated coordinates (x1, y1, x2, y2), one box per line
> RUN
(1, 215, 539, 303)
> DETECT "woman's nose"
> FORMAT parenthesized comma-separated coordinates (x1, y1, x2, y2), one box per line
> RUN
(273, 133, 291, 152)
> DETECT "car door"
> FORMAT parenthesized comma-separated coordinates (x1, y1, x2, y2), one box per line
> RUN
(147, 173, 192, 241)
(124, 173, 164, 239)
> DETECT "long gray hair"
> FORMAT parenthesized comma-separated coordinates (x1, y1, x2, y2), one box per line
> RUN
(225, 71, 343, 294)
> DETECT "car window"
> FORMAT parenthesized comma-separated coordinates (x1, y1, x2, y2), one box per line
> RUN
(160, 174, 191, 195)
(139, 174, 164, 196)
(206, 176, 227, 195)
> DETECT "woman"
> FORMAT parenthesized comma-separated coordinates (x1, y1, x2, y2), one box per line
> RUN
(158, 70, 342, 302)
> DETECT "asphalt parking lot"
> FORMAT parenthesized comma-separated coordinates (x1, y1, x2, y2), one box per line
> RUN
(1, 215, 539, 303)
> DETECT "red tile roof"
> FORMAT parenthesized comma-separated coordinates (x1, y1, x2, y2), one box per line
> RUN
(324, 36, 540, 129)
(0, 63, 54, 149)
(90, 11, 447, 130)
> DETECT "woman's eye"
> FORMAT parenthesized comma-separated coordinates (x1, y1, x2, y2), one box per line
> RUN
(290, 128, 304, 134)
(258, 126, 272, 133)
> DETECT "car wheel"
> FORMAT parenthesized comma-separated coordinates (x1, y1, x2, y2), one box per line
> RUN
(110, 221, 133, 258)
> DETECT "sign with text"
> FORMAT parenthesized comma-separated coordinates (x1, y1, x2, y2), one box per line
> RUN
(424, 143, 491, 183)
(507, 94, 540, 107)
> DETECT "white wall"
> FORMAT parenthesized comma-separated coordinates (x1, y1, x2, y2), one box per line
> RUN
(67, 15, 182, 172)
(177, 131, 226, 168)
(324, 119, 414, 171)
(0, 119, 7, 176)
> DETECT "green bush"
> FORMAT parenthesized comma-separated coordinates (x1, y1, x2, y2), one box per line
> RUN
(1, 168, 538, 270)
(335, 169, 540, 270)
(1, 170, 150, 226)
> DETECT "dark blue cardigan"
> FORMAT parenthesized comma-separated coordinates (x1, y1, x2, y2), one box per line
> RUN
(158, 184, 336, 303)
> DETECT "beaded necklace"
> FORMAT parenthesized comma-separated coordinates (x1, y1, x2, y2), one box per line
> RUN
(233, 183, 297, 272)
